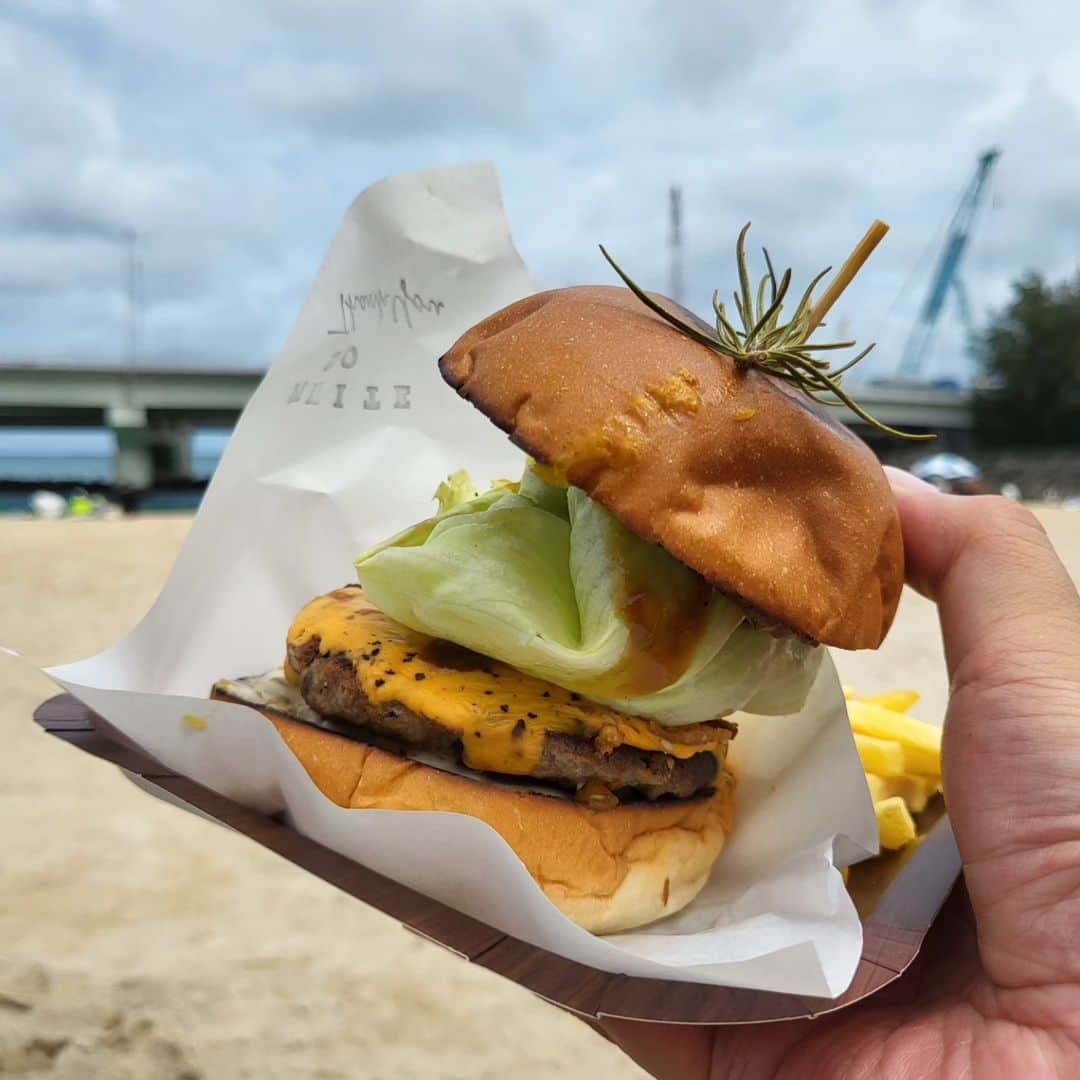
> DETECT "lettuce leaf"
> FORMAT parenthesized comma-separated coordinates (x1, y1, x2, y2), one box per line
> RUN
(432, 468, 480, 513)
(354, 462, 821, 725)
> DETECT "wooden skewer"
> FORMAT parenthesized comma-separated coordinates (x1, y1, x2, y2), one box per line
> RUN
(804, 219, 889, 335)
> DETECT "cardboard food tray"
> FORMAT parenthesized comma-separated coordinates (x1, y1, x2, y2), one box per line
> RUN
(34, 692, 960, 1024)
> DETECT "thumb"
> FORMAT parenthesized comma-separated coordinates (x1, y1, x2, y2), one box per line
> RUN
(886, 468, 1080, 989)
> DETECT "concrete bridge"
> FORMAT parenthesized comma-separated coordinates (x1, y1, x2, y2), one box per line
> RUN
(822, 382, 972, 447)
(0, 363, 262, 489)
(0, 362, 971, 489)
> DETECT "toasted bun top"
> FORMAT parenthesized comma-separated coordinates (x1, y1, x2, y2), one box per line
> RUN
(439, 286, 902, 649)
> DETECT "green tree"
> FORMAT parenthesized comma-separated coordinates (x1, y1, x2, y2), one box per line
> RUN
(974, 272, 1080, 444)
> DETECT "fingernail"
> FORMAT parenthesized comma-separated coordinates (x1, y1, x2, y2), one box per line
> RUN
(883, 465, 939, 495)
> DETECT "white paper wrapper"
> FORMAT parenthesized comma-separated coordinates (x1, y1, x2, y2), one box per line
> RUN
(43, 163, 878, 999)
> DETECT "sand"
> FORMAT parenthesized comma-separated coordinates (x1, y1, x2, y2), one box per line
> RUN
(2, 508, 1078, 1077)
(0, 517, 645, 1079)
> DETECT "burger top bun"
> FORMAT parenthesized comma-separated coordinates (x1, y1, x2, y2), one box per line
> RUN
(439, 285, 903, 650)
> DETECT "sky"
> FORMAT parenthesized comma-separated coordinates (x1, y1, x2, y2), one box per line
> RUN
(2, 0, 1080, 384)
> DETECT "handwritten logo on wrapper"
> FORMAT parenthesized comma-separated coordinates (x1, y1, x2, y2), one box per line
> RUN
(329, 280, 445, 333)
(285, 279, 445, 412)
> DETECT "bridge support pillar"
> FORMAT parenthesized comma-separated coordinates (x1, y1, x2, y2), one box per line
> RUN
(148, 420, 193, 482)
(108, 406, 153, 491)
(108, 407, 194, 496)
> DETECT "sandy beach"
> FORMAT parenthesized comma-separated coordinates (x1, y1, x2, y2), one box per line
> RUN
(2, 508, 1079, 1077)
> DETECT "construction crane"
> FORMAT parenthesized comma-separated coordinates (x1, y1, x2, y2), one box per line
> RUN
(896, 148, 1000, 379)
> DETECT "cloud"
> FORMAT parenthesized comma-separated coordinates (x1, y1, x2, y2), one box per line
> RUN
(0, 10, 292, 361)
(0, 17, 117, 149)
(244, 1, 557, 136)
(241, 0, 814, 140)
(1, 0, 1079, 381)
(246, 56, 530, 137)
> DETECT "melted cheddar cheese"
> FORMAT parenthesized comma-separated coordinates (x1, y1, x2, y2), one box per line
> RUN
(287, 588, 730, 778)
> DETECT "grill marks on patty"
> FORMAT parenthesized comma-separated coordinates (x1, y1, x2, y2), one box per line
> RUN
(287, 638, 730, 801)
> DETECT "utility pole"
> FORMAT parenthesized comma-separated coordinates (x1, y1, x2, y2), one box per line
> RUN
(668, 185, 684, 305)
(113, 228, 151, 500)
(127, 229, 142, 376)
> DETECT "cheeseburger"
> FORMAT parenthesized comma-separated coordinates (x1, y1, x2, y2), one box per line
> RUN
(214, 236, 911, 934)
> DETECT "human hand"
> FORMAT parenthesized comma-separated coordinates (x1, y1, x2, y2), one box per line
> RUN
(601, 471, 1080, 1079)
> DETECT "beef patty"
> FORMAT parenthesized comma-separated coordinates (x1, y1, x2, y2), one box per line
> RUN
(288, 640, 729, 801)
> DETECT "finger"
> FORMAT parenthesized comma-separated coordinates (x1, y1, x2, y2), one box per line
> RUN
(598, 1016, 811, 1080)
(885, 471, 1080, 702)
(882, 466, 962, 600)
(886, 469, 1080, 989)
(597, 1019, 714, 1079)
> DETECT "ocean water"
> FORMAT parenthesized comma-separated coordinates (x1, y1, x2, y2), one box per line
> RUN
(0, 427, 230, 513)
(0, 453, 223, 483)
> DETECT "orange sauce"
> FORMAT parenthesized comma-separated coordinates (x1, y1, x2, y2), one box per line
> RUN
(556, 368, 701, 477)
(576, 521, 715, 699)
(529, 460, 570, 488)
(614, 585, 712, 695)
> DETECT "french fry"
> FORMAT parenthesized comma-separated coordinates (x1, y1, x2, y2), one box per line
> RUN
(875, 796, 917, 850)
(854, 733, 905, 778)
(866, 773, 939, 813)
(865, 773, 888, 803)
(847, 700, 942, 777)
(844, 686, 945, 863)
(860, 689, 920, 714)
(907, 776, 943, 813)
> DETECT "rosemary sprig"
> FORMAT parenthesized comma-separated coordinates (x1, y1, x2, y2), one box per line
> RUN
(599, 223, 935, 441)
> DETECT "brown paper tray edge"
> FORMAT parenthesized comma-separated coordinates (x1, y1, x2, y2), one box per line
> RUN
(32, 692, 961, 1025)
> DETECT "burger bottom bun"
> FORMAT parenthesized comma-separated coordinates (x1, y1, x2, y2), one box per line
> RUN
(233, 701, 735, 935)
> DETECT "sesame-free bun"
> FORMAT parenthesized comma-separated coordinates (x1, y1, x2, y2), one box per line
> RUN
(439, 285, 903, 650)
(211, 687, 734, 935)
